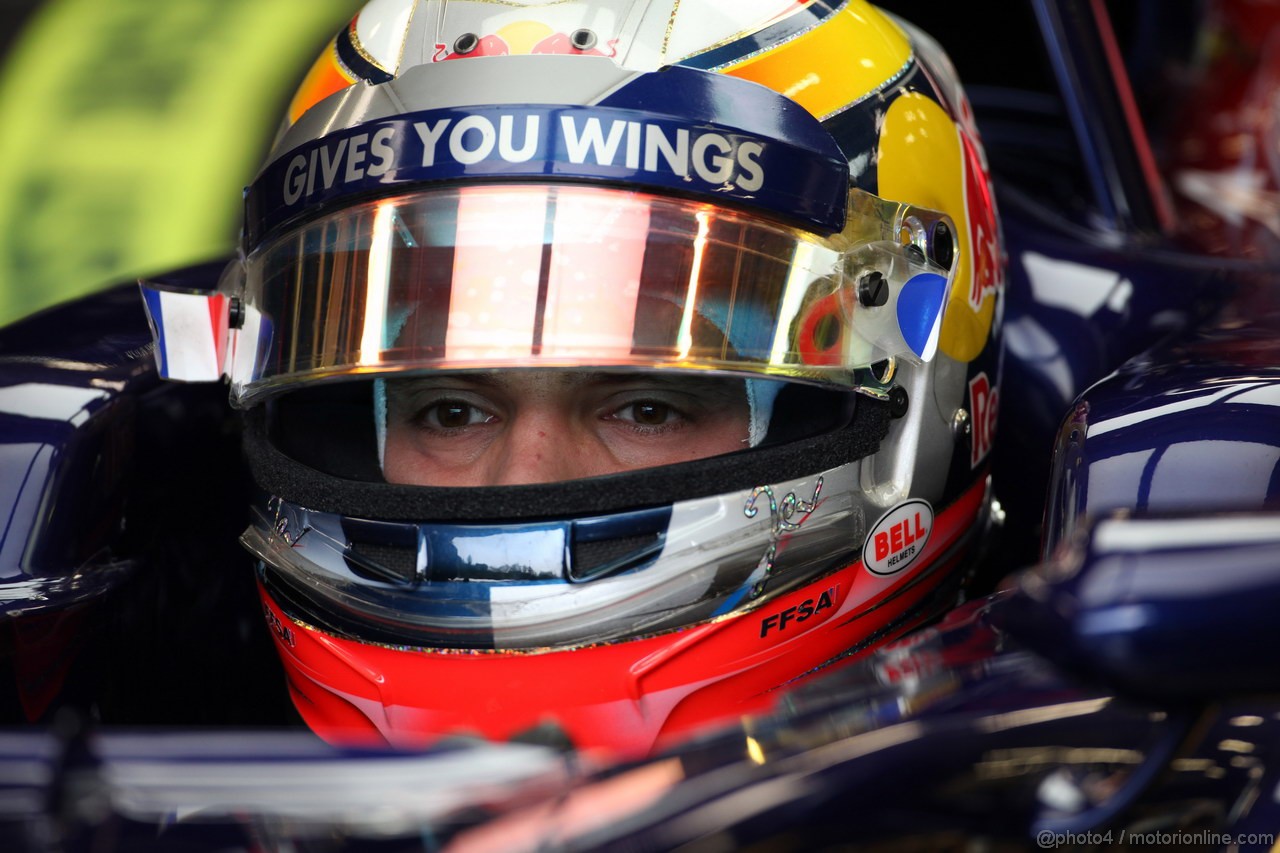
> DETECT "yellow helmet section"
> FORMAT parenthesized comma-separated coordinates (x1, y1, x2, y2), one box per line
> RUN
(877, 93, 1001, 363)
(722, 0, 911, 119)
(288, 32, 359, 127)
(491, 20, 559, 53)
(715, 0, 1002, 364)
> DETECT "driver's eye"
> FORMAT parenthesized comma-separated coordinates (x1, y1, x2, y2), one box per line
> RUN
(424, 400, 488, 429)
(630, 401, 672, 426)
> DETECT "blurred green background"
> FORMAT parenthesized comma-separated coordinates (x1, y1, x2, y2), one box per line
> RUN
(0, 0, 357, 325)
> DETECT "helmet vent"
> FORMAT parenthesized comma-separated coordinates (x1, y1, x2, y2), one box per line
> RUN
(345, 541, 418, 585)
(569, 532, 663, 583)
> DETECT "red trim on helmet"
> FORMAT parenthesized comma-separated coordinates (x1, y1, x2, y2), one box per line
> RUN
(259, 476, 988, 756)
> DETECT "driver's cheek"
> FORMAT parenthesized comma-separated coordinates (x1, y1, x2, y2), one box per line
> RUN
(381, 427, 487, 487)
(597, 414, 746, 470)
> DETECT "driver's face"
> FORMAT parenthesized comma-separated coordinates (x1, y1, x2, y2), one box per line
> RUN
(383, 371, 751, 487)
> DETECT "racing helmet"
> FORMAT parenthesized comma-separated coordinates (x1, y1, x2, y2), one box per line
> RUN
(141, 0, 1004, 755)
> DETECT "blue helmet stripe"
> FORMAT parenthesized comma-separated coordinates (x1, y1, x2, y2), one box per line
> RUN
(336, 22, 394, 85)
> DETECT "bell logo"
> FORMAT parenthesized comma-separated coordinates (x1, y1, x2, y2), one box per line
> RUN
(863, 500, 933, 576)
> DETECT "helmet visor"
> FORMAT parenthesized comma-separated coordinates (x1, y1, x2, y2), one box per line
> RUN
(232, 183, 954, 406)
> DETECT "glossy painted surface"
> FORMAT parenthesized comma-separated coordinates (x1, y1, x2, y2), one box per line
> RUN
(971, 0, 1227, 573)
(1001, 513, 1280, 698)
(996, 205, 1225, 563)
(0, 263, 293, 728)
(0, 282, 156, 721)
(1042, 298, 1280, 552)
(986, 0, 1280, 571)
(0, 262, 238, 593)
(0, 283, 154, 584)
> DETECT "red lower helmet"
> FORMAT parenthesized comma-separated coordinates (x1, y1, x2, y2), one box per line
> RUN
(255, 478, 988, 754)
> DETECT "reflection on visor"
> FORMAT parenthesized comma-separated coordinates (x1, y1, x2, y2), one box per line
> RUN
(230, 184, 955, 405)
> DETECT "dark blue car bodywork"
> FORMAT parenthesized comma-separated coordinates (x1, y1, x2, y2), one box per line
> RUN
(3, 0, 1280, 849)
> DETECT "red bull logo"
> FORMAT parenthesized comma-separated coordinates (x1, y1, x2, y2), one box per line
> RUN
(434, 21, 617, 61)
(968, 371, 998, 467)
(962, 129, 1001, 311)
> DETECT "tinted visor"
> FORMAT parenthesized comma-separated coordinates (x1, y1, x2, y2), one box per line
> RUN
(231, 184, 954, 405)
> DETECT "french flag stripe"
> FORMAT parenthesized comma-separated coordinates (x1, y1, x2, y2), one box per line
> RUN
(141, 288, 225, 381)
(141, 287, 170, 377)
